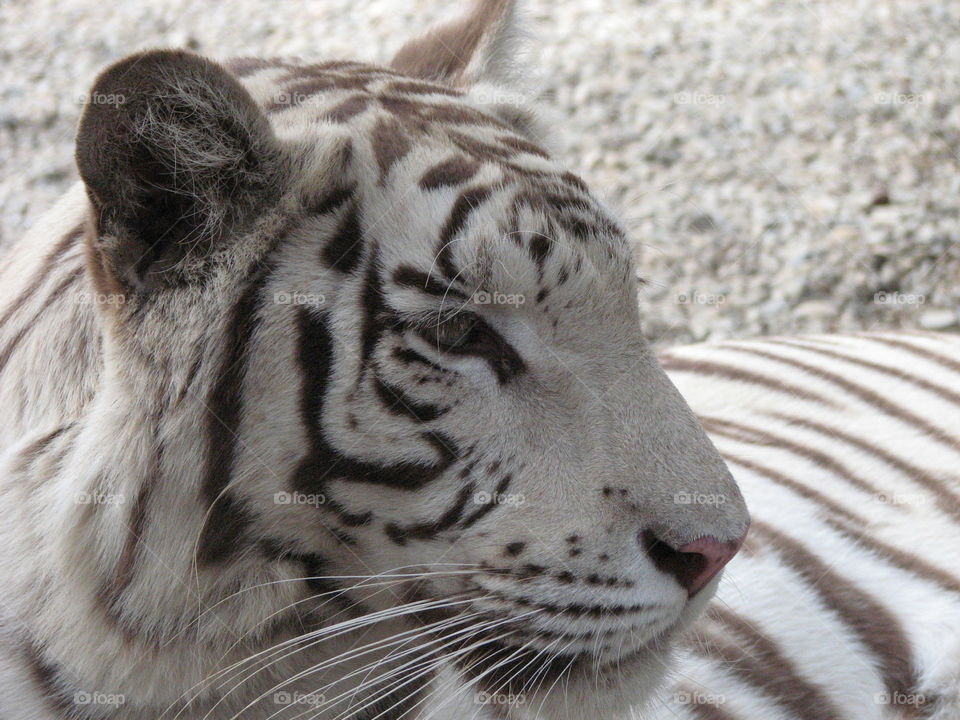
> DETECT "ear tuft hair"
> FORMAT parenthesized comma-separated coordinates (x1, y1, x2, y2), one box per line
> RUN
(76, 49, 282, 290)
(390, 0, 525, 88)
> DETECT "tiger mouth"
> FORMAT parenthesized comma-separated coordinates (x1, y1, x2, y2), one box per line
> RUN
(400, 576, 684, 701)
(423, 601, 681, 702)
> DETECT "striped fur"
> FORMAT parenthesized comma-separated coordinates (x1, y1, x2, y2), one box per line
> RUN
(650, 332, 960, 720)
(0, 2, 956, 719)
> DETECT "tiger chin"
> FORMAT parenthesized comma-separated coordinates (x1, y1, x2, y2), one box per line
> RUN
(0, 1, 749, 719)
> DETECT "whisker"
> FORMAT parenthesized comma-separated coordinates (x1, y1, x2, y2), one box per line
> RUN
(217, 596, 490, 720)
(326, 620, 536, 720)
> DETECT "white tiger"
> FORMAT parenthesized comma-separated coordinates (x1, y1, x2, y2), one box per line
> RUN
(0, 1, 956, 719)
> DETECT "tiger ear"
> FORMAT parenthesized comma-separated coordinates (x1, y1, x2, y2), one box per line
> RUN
(75, 49, 282, 291)
(390, 0, 524, 87)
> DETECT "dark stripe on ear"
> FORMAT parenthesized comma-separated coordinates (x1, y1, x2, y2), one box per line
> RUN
(198, 261, 273, 564)
(373, 375, 449, 422)
(449, 130, 515, 162)
(392, 265, 468, 300)
(436, 186, 493, 279)
(559, 171, 589, 191)
(386, 484, 475, 544)
(322, 203, 365, 273)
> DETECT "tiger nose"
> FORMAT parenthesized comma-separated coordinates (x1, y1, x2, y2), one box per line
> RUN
(641, 529, 746, 596)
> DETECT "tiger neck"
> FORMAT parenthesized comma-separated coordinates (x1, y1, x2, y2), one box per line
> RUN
(0, 351, 423, 718)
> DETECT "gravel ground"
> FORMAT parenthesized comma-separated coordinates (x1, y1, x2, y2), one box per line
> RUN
(2, 0, 959, 346)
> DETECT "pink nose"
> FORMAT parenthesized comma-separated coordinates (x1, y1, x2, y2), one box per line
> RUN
(641, 530, 746, 596)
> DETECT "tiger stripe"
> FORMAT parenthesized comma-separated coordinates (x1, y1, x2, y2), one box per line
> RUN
(718, 343, 960, 448)
(656, 331, 960, 720)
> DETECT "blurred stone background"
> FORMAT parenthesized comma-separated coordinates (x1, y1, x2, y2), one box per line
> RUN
(2, 0, 958, 346)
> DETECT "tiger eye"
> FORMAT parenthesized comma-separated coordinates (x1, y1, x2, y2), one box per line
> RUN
(422, 312, 481, 351)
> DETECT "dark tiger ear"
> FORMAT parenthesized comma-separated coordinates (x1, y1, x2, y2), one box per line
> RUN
(76, 49, 281, 290)
(390, 0, 523, 87)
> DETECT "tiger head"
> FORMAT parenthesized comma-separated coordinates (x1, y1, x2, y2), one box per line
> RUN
(73, 1, 749, 717)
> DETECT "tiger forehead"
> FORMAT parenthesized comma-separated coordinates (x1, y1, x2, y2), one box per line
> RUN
(231, 58, 504, 135)
(229, 57, 593, 190)
(230, 58, 631, 284)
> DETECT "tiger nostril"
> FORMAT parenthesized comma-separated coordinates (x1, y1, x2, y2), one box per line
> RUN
(640, 529, 744, 597)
